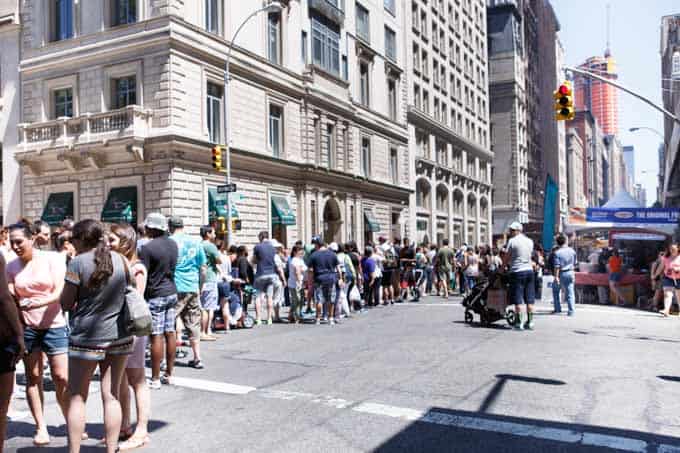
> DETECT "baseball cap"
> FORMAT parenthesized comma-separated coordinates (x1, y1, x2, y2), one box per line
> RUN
(509, 221, 523, 232)
(329, 242, 339, 252)
(271, 239, 283, 249)
(144, 212, 168, 232)
(311, 235, 322, 245)
(168, 216, 183, 229)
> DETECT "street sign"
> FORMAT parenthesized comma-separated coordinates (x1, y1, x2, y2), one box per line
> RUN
(217, 183, 237, 194)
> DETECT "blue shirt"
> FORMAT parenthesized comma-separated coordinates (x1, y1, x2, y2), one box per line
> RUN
(170, 233, 207, 293)
(554, 246, 577, 272)
(361, 256, 376, 283)
(254, 241, 277, 277)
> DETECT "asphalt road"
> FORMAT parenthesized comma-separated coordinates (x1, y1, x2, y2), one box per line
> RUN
(6, 296, 680, 453)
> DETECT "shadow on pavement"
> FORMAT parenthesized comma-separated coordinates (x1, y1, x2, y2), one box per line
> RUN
(9, 419, 168, 450)
(658, 375, 680, 383)
(478, 374, 566, 413)
(372, 406, 680, 453)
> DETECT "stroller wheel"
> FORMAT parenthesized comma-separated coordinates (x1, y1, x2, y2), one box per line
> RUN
(506, 309, 517, 326)
(243, 315, 256, 329)
(464, 310, 474, 324)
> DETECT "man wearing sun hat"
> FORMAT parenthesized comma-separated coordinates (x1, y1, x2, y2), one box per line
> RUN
(503, 221, 535, 331)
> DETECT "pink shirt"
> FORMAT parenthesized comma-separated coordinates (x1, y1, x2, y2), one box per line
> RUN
(7, 251, 67, 330)
(663, 255, 680, 280)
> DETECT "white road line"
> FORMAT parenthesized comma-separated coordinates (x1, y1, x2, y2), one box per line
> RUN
(156, 376, 679, 452)
(166, 375, 256, 395)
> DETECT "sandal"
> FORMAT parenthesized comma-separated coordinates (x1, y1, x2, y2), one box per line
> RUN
(118, 434, 150, 451)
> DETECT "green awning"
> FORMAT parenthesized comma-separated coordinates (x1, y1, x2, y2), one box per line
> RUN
(364, 210, 381, 232)
(271, 195, 295, 226)
(101, 186, 137, 224)
(41, 192, 74, 226)
(208, 188, 238, 222)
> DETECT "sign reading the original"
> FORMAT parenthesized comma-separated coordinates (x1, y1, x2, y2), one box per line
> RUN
(586, 208, 680, 224)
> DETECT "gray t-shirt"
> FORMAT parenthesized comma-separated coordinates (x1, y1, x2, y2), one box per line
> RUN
(507, 234, 534, 273)
(65, 250, 130, 345)
(554, 246, 577, 272)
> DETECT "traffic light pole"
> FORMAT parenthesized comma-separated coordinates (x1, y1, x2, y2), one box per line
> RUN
(565, 66, 680, 125)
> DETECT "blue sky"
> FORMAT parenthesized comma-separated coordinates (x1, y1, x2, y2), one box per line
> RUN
(552, 0, 679, 205)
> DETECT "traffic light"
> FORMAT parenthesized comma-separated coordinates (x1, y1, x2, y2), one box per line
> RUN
(554, 81, 574, 121)
(216, 217, 227, 234)
(211, 146, 224, 171)
(232, 219, 242, 231)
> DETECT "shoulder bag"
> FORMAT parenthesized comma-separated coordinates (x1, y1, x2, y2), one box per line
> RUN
(121, 256, 152, 337)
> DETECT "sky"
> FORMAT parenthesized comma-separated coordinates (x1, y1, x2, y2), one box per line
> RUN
(551, 0, 679, 206)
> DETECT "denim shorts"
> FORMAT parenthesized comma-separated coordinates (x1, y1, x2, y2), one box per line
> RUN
(148, 294, 178, 335)
(24, 326, 69, 356)
(509, 270, 536, 305)
(609, 272, 622, 283)
(254, 274, 282, 300)
(201, 282, 219, 311)
(663, 277, 680, 290)
(315, 284, 338, 305)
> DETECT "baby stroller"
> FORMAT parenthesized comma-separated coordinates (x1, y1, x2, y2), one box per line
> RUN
(462, 274, 517, 327)
(213, 282, 256, 330)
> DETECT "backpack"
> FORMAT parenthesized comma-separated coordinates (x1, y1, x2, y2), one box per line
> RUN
(545, 252, 556, 274)
(384, 247, 398, 268)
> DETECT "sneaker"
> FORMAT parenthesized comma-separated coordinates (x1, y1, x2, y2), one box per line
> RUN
(267, 318, 273, 325)
(513, 323, 524, 331)
(188, 360, 205, 370)
(329, 318, 336, 326)
(567, 311, 574, 317)
(315, 319, 321, 325)
(147, 379, 161, 390)
(256, 319, 262, 326)
(524, 321, 535, 331)
(160, 374, 174, 386)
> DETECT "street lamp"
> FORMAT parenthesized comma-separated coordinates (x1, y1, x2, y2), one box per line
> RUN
(629, 126, 668, 203)
(223, 1, 283, 246)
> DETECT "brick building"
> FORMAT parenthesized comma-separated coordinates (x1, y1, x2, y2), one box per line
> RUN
(573, 53, 619, 136)
(4, 0, 413, 248)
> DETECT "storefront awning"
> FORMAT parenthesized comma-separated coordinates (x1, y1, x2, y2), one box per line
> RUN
(364, 211, 381, 232)
(271, 195, 295, 226)
(41, 192, 74, 226)
(208, 188, 239, 221)
(101, 186, 137, 225)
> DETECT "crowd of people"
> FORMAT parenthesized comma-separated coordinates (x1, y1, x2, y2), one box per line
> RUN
(0, 213, 506, 453)
(1, 211, 621, 451)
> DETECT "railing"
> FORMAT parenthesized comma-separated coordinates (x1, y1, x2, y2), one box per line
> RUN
(19, 105, 153, 149)
(309, 0, 345, 24)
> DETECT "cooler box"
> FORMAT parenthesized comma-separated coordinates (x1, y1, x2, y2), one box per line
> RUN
(487, 289, 507, 312)
(610, 285, 635, 305)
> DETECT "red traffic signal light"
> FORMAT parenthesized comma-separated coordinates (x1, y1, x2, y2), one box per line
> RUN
(211, 146, 224, 170)
(554, 81, 574, 121)
(558, 84, 570, 96)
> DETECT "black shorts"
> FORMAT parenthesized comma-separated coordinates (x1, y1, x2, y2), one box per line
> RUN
(381, 269, 394, 287)
(0, 343, 18, 374)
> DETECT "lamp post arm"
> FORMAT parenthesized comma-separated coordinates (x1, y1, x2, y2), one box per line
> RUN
(223, 5, 276, 246)
(565, 66, 680, 126)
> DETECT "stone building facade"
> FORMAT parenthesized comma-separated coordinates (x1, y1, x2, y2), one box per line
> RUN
(407, 0, 493, 247)
(7, 0, 412, 248)
(565, 127, 586, 210)
(661, 13, 680, 207)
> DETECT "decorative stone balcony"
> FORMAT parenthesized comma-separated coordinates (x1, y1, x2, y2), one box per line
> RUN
(18, 105, 153, 153)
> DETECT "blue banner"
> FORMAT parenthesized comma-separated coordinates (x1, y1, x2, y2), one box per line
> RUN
(542, 175, 558, 251)
(586, 208, 680, 224)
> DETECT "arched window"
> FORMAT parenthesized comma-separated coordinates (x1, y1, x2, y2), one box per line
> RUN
(467, 194, 477, 218)
(416, 179, 431, 210)
(480, 197, 489, 219)
(436, 185, 449, 212)
(453, 190, 464, 216)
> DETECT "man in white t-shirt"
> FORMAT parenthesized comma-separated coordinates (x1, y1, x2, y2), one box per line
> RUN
(503, 222, 535, 330)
